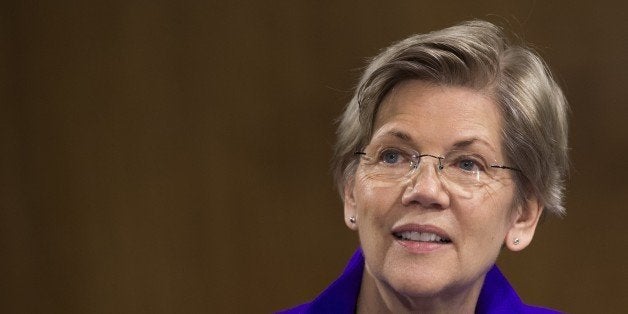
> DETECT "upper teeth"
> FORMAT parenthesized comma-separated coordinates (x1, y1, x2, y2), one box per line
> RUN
(397, 231, 448, 242)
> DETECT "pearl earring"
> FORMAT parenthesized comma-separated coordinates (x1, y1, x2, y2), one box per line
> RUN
(349, 216, 356, 223)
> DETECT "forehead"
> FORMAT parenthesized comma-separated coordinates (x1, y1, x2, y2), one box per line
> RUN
(373, 80, 503, 152)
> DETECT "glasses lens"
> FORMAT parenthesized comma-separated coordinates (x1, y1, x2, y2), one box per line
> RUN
(357, 147, 508, 197)
(440, 150, 488, 186)
(360, 147, 415, 181)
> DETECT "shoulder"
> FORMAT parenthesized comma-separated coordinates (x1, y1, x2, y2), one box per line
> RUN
(478, 265, 563, 314)
(521, 304, 563, 314)
(276, 303, 309, 314)
(275, 249, 365, 314)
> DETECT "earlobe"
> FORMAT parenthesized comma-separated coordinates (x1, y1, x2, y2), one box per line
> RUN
(343, 178, 358, 231)
(505, 197, 544, 251)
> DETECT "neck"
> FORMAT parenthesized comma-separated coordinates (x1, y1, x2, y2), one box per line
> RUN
(356, 269, 484, 314)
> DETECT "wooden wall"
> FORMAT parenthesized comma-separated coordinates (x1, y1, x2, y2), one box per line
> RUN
(2, 1, 626, 313)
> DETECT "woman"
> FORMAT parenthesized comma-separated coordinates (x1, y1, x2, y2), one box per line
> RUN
(281, 20, 568, 313)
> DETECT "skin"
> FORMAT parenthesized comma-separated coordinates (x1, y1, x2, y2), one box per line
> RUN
(343, 80, 543, 313)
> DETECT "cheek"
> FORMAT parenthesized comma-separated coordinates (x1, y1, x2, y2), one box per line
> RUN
(459, 187, 516, 242)
(353, 174, 404, 226)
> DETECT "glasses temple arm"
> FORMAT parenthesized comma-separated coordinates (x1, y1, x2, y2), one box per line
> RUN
(490, 164, 522, 172)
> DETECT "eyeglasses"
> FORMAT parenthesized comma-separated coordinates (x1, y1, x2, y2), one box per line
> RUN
(355, 145, 520, 198)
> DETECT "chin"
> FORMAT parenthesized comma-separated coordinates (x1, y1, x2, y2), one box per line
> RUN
(383, 265, 453, 298)
(365, 253, 444, 298)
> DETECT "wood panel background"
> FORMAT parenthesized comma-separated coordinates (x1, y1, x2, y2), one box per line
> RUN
(2, 1, 627, 313)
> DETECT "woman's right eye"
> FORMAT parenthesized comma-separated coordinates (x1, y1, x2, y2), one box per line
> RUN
(380, 149, 403, 164)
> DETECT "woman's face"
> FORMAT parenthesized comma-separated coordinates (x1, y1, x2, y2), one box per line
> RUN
(344, 80, 541, 300)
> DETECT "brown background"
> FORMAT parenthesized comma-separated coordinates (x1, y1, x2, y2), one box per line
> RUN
(2, 1, 627, 313)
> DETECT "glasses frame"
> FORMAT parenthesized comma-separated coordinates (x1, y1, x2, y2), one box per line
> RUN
(354, 150, 521, 175)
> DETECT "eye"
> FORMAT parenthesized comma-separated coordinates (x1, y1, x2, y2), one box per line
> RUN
(446, 152, 487, 173)
(380, 148, 404, 164)
(457, 159, 479, 172)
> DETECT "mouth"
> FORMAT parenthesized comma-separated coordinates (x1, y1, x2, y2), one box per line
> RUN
(391, 224, 453, 246)
(393, 231, 452, 244)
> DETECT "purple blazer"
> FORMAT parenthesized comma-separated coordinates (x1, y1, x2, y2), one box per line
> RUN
(278, 249, 561, 314)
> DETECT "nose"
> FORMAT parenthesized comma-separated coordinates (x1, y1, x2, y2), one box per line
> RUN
(401, 157, 451, 209)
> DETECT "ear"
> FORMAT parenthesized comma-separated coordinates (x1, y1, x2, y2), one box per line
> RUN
(343, 177, 358, 231)
(504, 195, 544, 251)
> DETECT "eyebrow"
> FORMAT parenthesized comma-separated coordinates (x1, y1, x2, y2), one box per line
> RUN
(451, 137, 497, 153)
(377, 130, 496, 152)
(380, 130, 413, 142)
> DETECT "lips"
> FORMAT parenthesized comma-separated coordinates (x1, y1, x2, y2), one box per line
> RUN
(391, 224, 452, 244)
(394, 231, 452, 243)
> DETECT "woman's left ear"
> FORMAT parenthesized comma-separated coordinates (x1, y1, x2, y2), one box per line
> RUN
(505, 196, 544, 251)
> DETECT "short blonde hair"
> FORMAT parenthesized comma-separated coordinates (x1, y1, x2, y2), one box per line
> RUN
(332, 20, 569, 216)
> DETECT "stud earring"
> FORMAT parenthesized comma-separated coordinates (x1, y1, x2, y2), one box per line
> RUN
(349, 216, 356, 224)
(513, 238, 520, 245)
